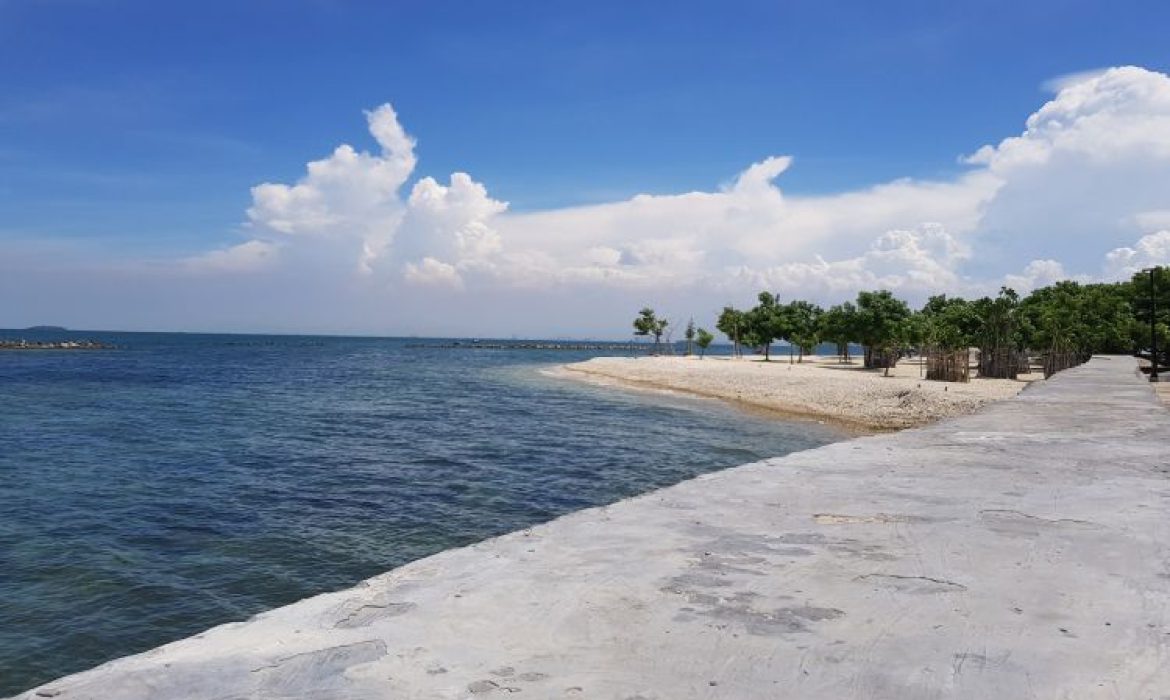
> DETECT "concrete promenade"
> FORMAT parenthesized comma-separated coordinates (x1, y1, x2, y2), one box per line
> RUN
(14, 357, 1170, 699)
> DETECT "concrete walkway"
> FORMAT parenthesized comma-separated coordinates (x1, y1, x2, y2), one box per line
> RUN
(15, 357, 1170, 699)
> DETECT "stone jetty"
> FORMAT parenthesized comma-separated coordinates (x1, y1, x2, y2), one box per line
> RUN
(0, 339, 114, 350)
(12, 356, 1170, 699)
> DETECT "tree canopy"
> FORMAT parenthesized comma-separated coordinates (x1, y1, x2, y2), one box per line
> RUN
(633, 264, 1168, 373)
(633, 307, 668, 353)
(855, 290, 912, 370)
(716, 306, 747, 357)
(695, 328, 714, 358)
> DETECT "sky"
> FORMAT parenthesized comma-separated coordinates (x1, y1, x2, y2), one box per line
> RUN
(3, 0, 1170, 337)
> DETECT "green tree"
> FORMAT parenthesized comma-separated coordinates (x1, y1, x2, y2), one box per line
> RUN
(855, 290, 912, 374)
(684, 318, 696, 356)
(819, 301, 859, 362)
(786, 300, 824, 363)
(716, 306, 746, 358)
(633, 307, 669, 354)
(696, 328, 715, 358)
(920, 295, 978, 350)
(1018, 279, 1138, 364)
(1128, 267, 1169, 368)
(745, 292, 792, 361)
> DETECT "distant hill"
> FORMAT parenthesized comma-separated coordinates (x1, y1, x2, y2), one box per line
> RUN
(24, 325, 67, 331)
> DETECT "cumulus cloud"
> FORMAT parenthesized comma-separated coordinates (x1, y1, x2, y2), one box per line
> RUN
(244, 104, 417, 272)
(1104, 230, 1170, 277)
(967, 66, 1170, 170)
(395, 172, 507, 275)
(403, 257, 464, 289)
(1002, 259, 1070, 293)
(726, 224, 971, 297)
(1040, 68, 1112, 94)
(132, 65, 1170, 334)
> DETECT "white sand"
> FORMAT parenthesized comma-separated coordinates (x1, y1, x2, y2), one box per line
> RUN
(564, 355, 1035, 430)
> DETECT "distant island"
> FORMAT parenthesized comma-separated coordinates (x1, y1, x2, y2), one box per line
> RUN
(24, 325, 67, 331)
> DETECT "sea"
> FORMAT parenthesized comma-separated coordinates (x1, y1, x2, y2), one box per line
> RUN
(0, 331, 845, 695)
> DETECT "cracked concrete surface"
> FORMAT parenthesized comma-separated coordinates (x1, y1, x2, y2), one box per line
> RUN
(12, 356, 1170, 699)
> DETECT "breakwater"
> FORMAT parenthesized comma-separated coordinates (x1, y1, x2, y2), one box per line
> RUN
(0, 339, 114, 350)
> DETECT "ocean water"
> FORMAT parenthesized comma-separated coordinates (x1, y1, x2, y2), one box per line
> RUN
(0, 332, 845, 695)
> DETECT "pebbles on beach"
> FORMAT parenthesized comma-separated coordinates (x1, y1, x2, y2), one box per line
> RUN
(565, 355, 1034, 430)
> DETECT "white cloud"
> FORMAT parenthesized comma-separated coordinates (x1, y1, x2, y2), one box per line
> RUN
(19, 65, 1170, 336)
(403, 256, 464, 289)
(1002, 259, 1069, 293)
(184, 239, 280, 273)
(219, 67, 1170, 326)
(1041, 68, 1112, 94)
(394, 172, 507, 273)
(245, 104, 417, 272)
(725, 223, 970, 297)
(1104, 230, 1170, 277)
(967, 66, 1170, 171)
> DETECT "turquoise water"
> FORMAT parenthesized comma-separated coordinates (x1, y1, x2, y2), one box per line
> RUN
(0, 332, 844, 695)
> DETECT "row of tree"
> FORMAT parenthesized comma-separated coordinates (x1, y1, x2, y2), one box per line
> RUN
(714, 290, 914, 370)
(635, 267, 1169, 375)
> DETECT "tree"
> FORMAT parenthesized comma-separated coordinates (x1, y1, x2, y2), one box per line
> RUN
(855, 290, 911, 374)
(633, 307, 669, 354)
(684, 318, 696, 356)
(904, 311, 928, 356)
(1128, 267, 1169, 369)
(971, 287, 1022, 378)
(696, 328, 714, 358)
(716, 306, 746, 357)
(786, 300, 824, 363)
(819, 302, 859, 362)
(920, 295, 978, 350)
(1017, 279, 1140, 370)
(745, 292, 791, 361)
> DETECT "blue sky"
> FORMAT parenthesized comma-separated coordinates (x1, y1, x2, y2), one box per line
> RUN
(3, 1, 1170, 334)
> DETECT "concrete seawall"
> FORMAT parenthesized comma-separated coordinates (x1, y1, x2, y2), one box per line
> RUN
(14, 356, 1170, 699)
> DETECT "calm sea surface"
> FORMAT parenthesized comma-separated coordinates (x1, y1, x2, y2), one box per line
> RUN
(0, 332, 845, 695)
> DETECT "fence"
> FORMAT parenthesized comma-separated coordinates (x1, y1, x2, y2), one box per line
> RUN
(977, 347, 1024, 380)
(925, 346, 971, 382)
(1043, 351, 1085, 379)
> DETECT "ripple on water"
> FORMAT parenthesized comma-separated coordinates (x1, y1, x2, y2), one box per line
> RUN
(0, 333, 845, 694)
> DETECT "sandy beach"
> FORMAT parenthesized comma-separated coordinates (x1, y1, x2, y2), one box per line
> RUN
(564, 354, 1036, 431)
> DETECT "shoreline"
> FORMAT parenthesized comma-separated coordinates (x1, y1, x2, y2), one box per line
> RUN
(554, 362, 881, 435)
(16, 357, 1170, 698)
(562, 355, 1036, 431)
